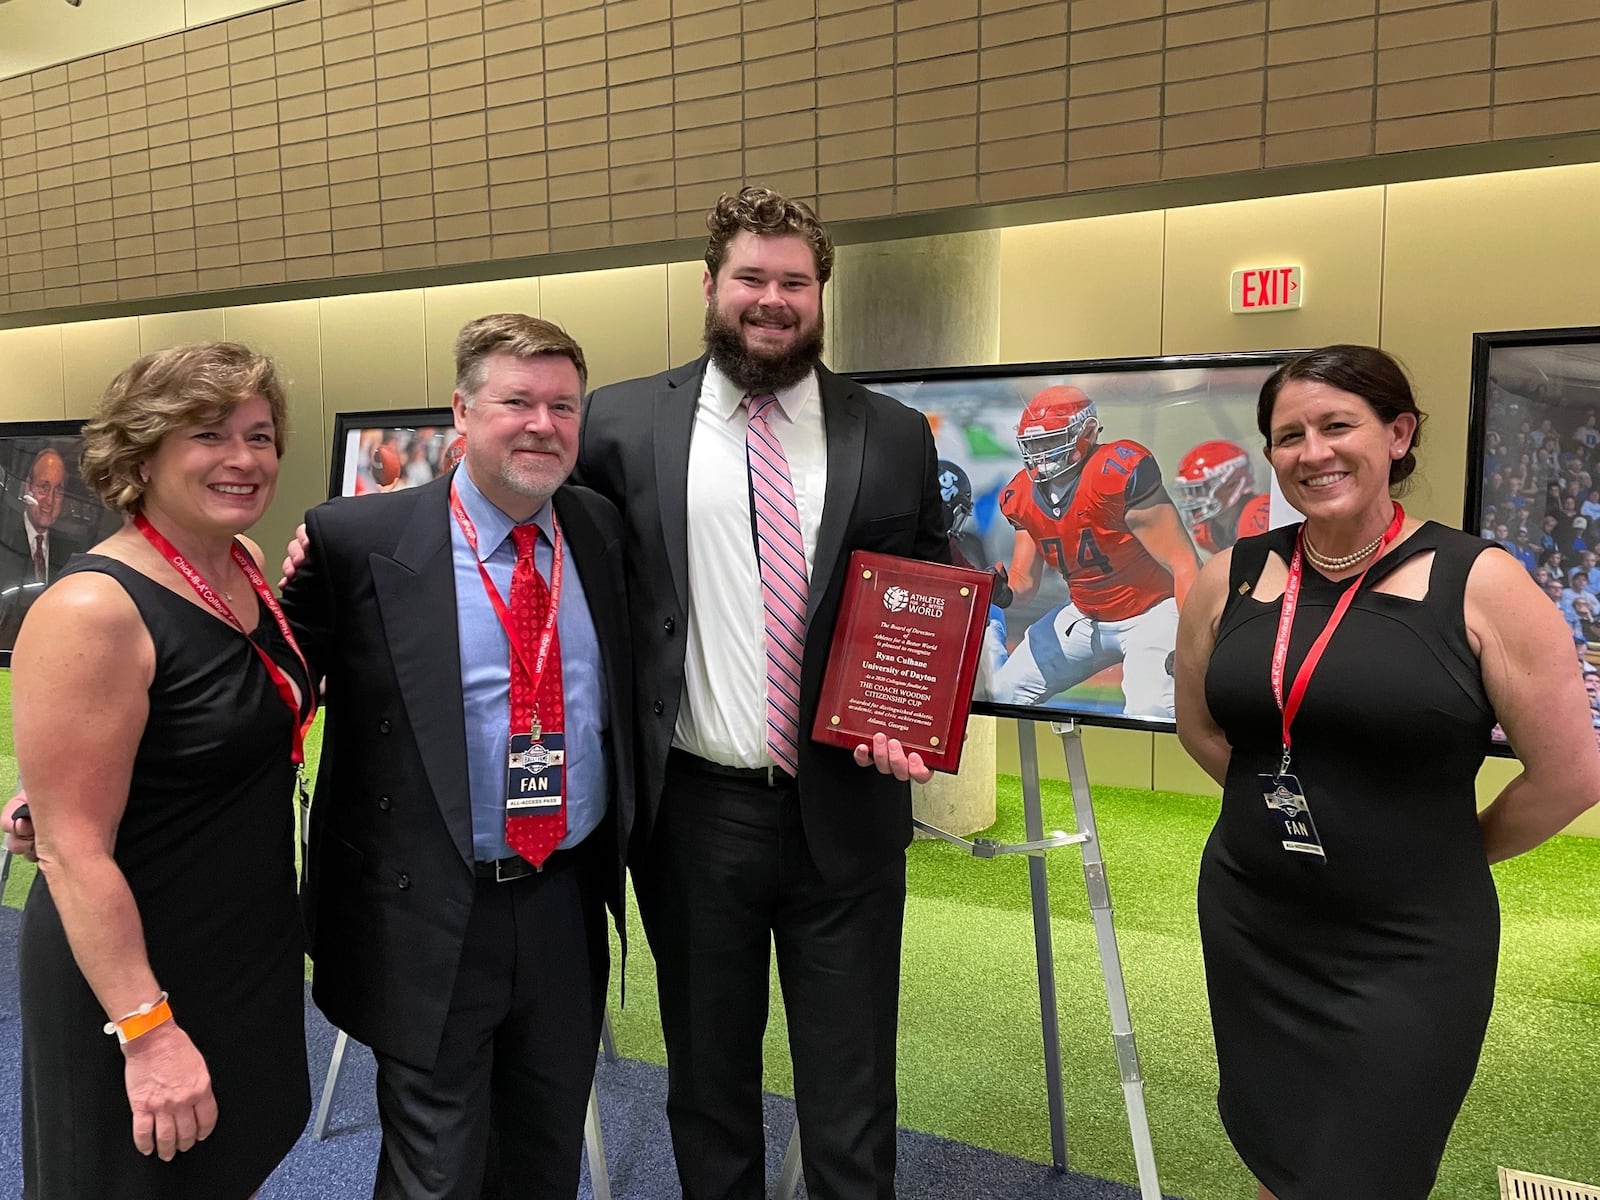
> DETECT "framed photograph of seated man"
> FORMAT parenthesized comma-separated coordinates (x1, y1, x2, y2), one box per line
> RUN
(1466, 325, 1600, 756)
(328, 408, 460, 500)
(0, 421, 125, 667)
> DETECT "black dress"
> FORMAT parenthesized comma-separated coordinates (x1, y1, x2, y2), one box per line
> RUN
(19, 556, 312, 1200)
(1200, 522, 1499, 1200)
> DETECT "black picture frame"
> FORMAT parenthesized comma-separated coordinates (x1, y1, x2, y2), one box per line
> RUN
(854, 351, 1294, 732)
(327, 407, 459, 501)
(1465, 326, 1600, 757)
(0, 420, 126, 668)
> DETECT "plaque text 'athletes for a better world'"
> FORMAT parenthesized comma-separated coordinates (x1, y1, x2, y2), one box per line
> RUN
(812, 550, 994, 773)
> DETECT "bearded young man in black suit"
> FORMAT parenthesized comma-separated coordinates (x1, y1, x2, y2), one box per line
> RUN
(577, 186, 949, 1200)
(280, 316, 633, 1200)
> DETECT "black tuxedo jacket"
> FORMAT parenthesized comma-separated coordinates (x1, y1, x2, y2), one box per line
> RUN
(279, 474, 633, 1070)
(578, 357, 948, 884)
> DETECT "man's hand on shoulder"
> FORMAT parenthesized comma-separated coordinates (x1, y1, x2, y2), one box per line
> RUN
(278, 523, 310, 591)
(2, 790, 35, 863)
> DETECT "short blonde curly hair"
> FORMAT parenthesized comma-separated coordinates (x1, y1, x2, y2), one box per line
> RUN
(80, 343, 288, 515)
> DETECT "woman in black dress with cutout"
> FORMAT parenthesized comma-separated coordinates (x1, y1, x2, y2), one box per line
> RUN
(10, 344, 314, 1199)
(1174, 345, 1599, 1200)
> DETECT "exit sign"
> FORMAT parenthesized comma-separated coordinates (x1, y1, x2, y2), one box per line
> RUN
(1230, 265, 1303, 313)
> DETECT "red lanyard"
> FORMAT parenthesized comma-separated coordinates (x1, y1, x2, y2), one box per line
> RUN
(1270, 503, 1405, 776)
(134, 513, 317, 764)
(448, 481, 563, 705)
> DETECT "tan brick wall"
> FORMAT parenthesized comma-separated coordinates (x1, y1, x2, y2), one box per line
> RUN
(2, 0, 1600, 316)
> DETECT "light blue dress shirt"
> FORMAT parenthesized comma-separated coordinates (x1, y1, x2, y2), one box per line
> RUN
(451, 467, 609, 862)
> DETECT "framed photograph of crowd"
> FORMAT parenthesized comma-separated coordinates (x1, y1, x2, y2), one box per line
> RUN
(856, 352, 1292, 731)
(0, 420, 125, 667)
(1466, 326, 1600, 756)
(328, 408, 462, 501)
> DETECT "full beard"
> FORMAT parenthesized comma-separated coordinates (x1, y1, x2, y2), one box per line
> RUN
(704, 305, 825, 395)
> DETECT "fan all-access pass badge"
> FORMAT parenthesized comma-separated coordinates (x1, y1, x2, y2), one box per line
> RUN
(1259, 773, 1326, 862)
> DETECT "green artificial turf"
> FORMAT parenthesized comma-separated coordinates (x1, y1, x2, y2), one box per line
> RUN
(5, 690, 1597, 1199)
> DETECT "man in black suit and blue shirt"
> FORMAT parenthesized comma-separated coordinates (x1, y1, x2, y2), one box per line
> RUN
(280, 315, 632, 1200)
(577, 187, 949, 1200)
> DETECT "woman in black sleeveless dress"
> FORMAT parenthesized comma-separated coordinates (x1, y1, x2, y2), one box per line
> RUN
(1173, 345, 1599, 1200)
(9, 344, 315, 1200)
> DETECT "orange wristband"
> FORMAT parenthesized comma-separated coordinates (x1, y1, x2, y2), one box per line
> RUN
(103, 992, 172, 1044)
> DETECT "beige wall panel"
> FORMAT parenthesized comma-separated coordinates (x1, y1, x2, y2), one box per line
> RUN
(667, 261, 708, 369)
(0, 327, 66, 422)
(138, 310, 228, 355)
(224, 299, 326, 567)
(0, 0, 182, 80)
(183, 1, 287, 27)
(317, 292, 430, 468)
(1153, 730, 1222, 799)
(997, 212, 1165, 364)
(1161, 187, 1386, 356)
(60, 318, 140, 419)
(1380, 164, 1600, 529)
(422, 278, 544, 410)
(540, 265, 670, 390)
(994, 720, 1155, 791)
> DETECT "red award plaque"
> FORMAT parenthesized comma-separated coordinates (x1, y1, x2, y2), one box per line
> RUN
(811, 550, 995, 774)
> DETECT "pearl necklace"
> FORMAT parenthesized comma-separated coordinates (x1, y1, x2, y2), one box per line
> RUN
(1302, 530, 1384, 572)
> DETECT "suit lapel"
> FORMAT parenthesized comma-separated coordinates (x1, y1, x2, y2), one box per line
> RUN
(809, 369, 865, 628)
(372, 480, 474, 868)
(654, 358, 705, 615)
(552, 488, 621, 704)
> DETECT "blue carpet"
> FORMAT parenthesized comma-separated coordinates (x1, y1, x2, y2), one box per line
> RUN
(0, 904, 1178, 1198)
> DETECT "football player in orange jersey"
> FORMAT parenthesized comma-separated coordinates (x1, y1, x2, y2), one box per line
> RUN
(991, 385, 1201, 716)
(1174, 438, 1271, 554)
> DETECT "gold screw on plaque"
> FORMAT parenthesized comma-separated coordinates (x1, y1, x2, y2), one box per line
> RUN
(960, 586, 970, 596)
(830, 715, 840, 725)
(929, 736, 940, 747)
(862, 569, 872, 579)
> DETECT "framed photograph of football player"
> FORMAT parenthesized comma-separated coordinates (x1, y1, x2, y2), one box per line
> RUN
(328, 408, 461, 501)
(1465, 325, 1600, 757)
(0, 420, 126, 667)
(856, 353, 1292, 730)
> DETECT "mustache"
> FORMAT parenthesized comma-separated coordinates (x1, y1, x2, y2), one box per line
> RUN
(740, 307, 796, 327)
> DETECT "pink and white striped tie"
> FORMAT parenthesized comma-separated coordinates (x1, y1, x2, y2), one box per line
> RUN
(744, 392, 808, 777)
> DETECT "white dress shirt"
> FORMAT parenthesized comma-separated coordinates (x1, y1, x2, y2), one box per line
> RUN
(674, 360, 827, 768)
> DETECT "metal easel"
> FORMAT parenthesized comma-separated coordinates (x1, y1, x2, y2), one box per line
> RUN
(776, 719, 1160, 1200)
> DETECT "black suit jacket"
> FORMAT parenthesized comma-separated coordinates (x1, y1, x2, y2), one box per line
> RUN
(578, 357, 948, 884)
(0, 513, 84, 651)
(279, 474, 634, 1070)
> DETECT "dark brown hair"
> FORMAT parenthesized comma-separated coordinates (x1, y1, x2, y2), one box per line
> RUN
(1258, 344, 1426, 489)
(80, 342, 288, 515)
(704, 186, 835, 285)
(454, 313, 588, 399)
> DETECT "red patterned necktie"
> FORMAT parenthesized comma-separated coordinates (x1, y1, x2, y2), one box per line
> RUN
(744, 393, 808, 777)
(32, 533, 46, 583)
(506, 523, 566, 865)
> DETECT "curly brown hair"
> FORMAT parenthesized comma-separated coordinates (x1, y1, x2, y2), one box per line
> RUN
(80, 343, 288, 515)
(704, 186, 835, 285)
